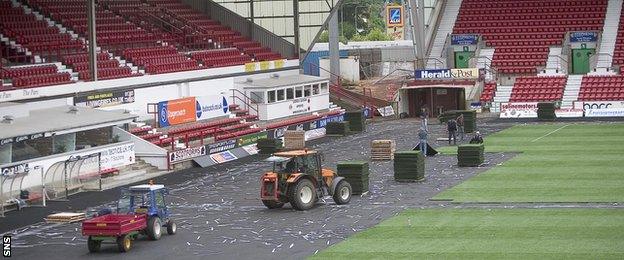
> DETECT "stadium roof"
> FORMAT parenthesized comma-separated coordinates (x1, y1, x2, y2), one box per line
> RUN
(0, 105, 137, 140)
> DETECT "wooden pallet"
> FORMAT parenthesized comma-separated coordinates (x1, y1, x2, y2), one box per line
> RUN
(45, 212, 86, 223)
(371, 140, 395, 160)
(284, 130, 305, 150)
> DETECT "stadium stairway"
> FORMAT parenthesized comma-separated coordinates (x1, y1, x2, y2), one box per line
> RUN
(543, 47, 566, 75)
(476, 48, 495, 81)
(491, 84, 513, 112)
(426, 0, 462, 69)
(595, 0, 623, 71)
(561, 75, 583, 108)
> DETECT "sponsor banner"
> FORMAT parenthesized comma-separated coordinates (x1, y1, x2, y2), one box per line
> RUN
(269, 113, 345, 139)
(158, 97, 197, 127)
(207, 139, 237, 154)
(585, 108, 624, 117)
(1, 163, 29, 176)
(169, 146, 206, 164)
(195, 95, 230, 121)
(499, 102, 538, 118)
(241, 144, 259, 155)
(377, 106, 395, 117)
(386, 5, 404, 27)
(1, 132, 46, 146)
(74, 90, 135, 108)
(290, 98, 311, 115)
(237, 131, 268, 147)
(451, 34, 479, 45)
(574, 101, 624, 110)
(415, 68, 479, 80)
(305, 128, 326, 141)
(210, 151, 237, 164)
(570, 31, 597, 43)
(555, 108, 583, 118)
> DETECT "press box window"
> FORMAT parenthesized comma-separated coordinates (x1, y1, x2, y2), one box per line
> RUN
(277, 89, 285, 101)
(304, 85, 311, 97)
(286, 88, 294, 99)
(312, 84, 320, 95)
(268, 90, 276, 103)
(320, 82, 329, 93)
(295, 86, 303, 98)
(250, 91, 264, 103)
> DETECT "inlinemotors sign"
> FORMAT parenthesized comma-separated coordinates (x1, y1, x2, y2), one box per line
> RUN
(415, 68, 479, 80)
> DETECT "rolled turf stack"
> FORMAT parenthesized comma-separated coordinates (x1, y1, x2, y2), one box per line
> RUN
(256, 138, 282, 154)
(337, 161, 369, 194)
(326, 121, 350, 136)
(393, 151, 425, 182)
(537, 102, 556, 121)
(457, 144, 484, 167)
(345, 110, 365, 132)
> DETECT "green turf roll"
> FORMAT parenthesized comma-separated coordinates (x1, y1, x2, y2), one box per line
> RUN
(337, 161, 369, 194)
(457, 144, 484, 166)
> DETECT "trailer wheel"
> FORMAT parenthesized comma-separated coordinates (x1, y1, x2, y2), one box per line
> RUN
(262, 200, 284, 209)
(332, 180, 352, 205)
(288, 179, 316, 211)
(87, 236, 101, 253)
(116, 235, 132, 253)
(146, 216, 162, 240)
(167, 220, 177, 235)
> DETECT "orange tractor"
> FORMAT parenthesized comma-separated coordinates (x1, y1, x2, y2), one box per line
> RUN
(260, 150, 352, 210)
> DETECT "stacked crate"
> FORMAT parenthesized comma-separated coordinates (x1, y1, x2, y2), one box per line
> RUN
(537, 102, 556, 121)
(457, 144, 485, 167)
(393, 151, 425, 182)
(337, 161, 369, 194)
(257, 138, 282, 154)
(345, 111, 365, 132)
(370, 140, 395, 160)
(283, 130, 305, 150)
(326, 121, 350, 136)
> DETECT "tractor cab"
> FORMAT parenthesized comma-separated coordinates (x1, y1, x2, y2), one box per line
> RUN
(260, 149, 352, 211)
(117, 184, 170, 219)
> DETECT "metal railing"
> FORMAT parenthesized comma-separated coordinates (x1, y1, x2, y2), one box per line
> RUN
(230, 88, 259, 116)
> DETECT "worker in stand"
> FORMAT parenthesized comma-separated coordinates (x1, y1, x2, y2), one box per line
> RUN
(470, 131, 484, 144)
(447, 118, 458, 145)
(456, 114, 465, 141)
(418, 127, 428, 156)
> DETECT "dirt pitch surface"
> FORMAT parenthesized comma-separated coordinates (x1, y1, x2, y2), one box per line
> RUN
(2, 118, 516, 259)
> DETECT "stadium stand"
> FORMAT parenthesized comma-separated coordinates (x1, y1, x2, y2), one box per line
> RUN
(0, 0, 284, 89)
(480, 81, 497, 103)
(454, 0, 607, 74)
(578, 75, 624, 101)
(613, 1, 624, 67)
(509, 76, 567, 102)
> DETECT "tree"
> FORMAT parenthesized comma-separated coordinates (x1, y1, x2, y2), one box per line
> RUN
(365, 28, 392, 41)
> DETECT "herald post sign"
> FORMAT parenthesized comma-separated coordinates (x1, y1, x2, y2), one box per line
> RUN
(386, 6, 404, 27)
(415, 68, 479, 80)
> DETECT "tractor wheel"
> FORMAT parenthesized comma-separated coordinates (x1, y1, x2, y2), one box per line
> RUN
(87, 236, 101, 253)
(288, 179, 316, 211)
(166, 220, 177, 235)
(262, 200, 284, 209)
(116, 235, 132, 253)
(332, 180, 352, 205)
(146, 216, 162, 240)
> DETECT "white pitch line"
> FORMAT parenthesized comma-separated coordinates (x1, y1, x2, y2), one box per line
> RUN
(531, 124, 570, 143)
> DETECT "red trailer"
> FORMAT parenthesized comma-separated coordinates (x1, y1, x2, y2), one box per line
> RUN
(82, 214, 148, 252)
